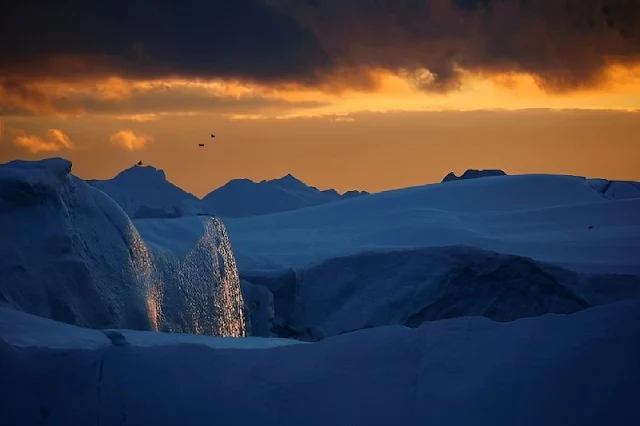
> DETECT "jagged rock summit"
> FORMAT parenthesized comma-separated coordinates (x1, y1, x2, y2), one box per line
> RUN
(442, 169, 507, 182)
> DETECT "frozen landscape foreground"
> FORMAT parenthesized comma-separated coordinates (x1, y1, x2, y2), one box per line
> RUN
(1, 300, 639, 426)
(226, 174, 640, 275)
(3, 158, 640, 341)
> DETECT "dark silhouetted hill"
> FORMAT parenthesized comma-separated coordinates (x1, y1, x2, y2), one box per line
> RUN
(201, 174, 369, 218)
(86, 164, 204, 217)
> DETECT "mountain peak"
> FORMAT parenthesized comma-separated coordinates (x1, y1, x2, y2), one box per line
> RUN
(274, 173, 302, 183)
(267, 173, 307, 190)
(115, 164, 167, 182)
(86, 163, 203, 217)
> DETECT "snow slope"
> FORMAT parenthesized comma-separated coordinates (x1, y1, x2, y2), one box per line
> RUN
(87, 163, 204, 217)
(0, 158, 245, 337)
(225, 174, 640, 274)
(201, 173, 368, 218)
(283, 246, 640, 339)
(1, 300, 639, 426)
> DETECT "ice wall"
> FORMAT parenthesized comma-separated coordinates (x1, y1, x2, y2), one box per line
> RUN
(0, 158, 245, 337)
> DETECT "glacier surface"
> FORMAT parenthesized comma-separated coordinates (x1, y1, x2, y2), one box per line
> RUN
(226, 173, 640, 275)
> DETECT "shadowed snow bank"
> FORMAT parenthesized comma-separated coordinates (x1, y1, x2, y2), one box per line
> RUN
(1, 300, 639, 426)
(242, 246, 640, 340)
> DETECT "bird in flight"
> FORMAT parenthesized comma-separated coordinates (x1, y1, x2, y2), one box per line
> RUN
(200, 133, 215, 146)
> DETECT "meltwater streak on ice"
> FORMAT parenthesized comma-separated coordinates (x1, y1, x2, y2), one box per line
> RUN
(127, 222, 165, 333)
(128, 218, 246, 337)
(187, 218, 246, 337)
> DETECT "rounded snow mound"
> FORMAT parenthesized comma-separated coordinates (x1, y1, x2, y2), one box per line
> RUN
(0, 158, 245, 337)
(0, 158, 72, 209)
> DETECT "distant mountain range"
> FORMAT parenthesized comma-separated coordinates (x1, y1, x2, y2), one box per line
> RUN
(87, 164, 369, 219)
(201, 174, 369, 218)
(87, 164, 640, 220)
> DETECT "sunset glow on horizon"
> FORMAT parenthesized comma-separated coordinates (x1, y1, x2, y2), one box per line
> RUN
(2, 0, 640, 196)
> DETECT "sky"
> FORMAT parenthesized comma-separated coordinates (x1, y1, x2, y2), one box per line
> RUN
(1, 0, 640, 197)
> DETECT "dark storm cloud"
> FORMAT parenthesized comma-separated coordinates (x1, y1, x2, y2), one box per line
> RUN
(1, 0, 640, 93)
(0, 0, 332, 83)
(270, 0, 640, 92)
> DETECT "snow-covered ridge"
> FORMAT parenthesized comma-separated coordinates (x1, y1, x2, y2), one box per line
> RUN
(1, 299, 639, 426)
(0, 158, 246, 337)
